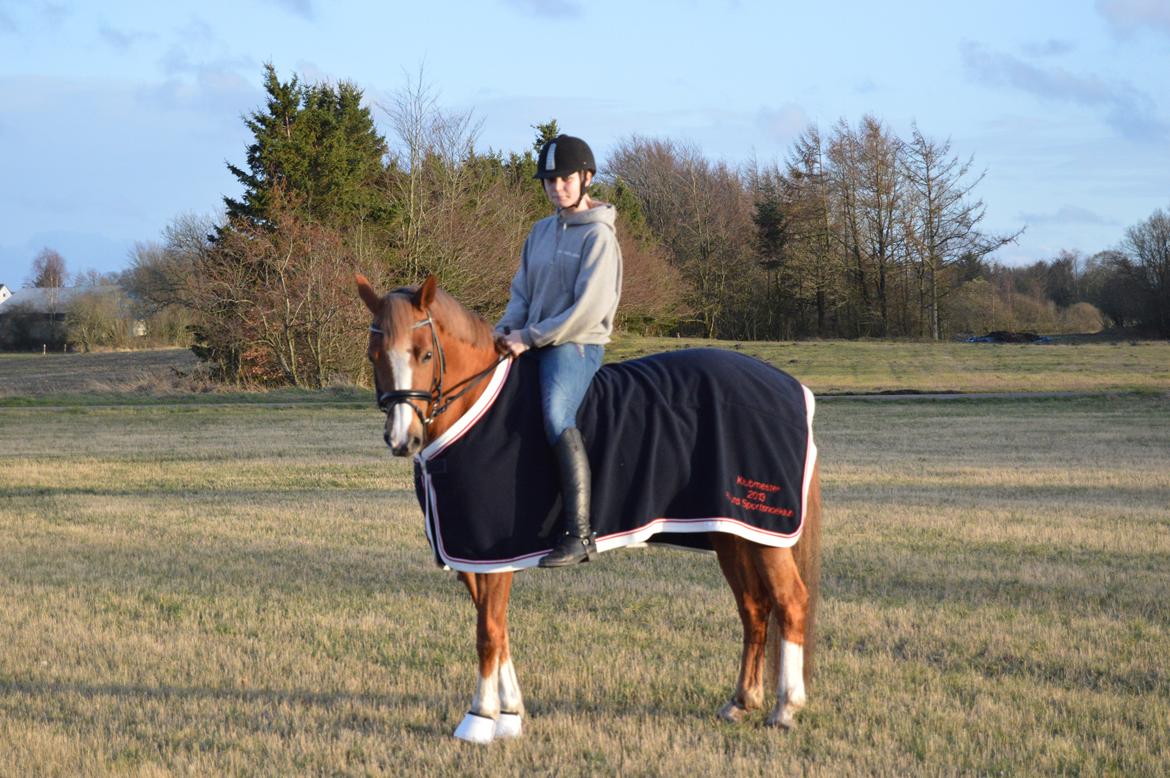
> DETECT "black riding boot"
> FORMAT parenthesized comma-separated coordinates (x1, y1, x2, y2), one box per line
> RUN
(539, 427, 597, 567)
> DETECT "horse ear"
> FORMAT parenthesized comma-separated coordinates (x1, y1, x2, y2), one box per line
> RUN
(417, 274, 438, 310)
(356, 274, 381, 315)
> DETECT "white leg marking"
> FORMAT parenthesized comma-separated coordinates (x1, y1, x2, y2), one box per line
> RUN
(387, 352, 415, 449)
(455, 656, 500, 744)
(767, 640, 806, 729)
(494, 658, 524, 739)
(471, 656, 501, 719)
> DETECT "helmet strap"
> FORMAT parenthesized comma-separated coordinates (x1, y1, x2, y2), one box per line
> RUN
(572, 170, 592, 209)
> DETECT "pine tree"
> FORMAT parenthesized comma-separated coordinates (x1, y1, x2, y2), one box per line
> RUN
(224, 64, 389, 229)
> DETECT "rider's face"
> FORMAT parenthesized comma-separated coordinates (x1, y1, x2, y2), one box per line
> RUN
(543, 171, 590, 210)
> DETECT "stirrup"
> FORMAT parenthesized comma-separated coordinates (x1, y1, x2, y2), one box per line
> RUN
(539, 532, 597, 567)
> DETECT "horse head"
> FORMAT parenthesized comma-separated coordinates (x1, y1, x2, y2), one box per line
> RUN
(357, 274, 442, 456)
(357, 273, 501, 457)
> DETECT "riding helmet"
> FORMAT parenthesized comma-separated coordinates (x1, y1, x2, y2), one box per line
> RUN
(534, 135, 596, 179)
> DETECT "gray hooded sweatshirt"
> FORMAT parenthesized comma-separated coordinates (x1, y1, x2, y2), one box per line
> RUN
(495, 202, 623, 348)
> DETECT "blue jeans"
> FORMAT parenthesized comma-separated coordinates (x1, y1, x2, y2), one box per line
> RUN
(535, 343, 604, 445)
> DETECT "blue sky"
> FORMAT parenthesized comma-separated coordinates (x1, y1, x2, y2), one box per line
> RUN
(2, 0, 1168, 286)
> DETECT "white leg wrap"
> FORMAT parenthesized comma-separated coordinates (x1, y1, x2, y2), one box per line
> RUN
(494, 712, 523, 739)
(454, 712, 497, 744)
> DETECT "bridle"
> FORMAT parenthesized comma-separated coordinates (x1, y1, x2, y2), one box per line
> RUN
(370, 310, 505, 429)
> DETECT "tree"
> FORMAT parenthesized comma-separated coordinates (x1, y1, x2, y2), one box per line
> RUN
(1120, 206, 1170, 335)
(27, 247, 68, 288)
(1044, 250, 1080, 309)
(189, 191, 369, 386)
(122, 213, 214, 347)
(225, 64, 389, 230)
(67, 287, 131, 352)
(609, 136, 757, 338)
(381, 69, 487, 282)
(779, 126, 840, 335)
(902, 125, 1020, 339)
(821, 117, 908, 336)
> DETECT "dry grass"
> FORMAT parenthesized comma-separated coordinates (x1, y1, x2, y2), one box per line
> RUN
(608, 336, 1170, 394)
(5, 338, 1170, 402)
(2, 389, 1168, 775)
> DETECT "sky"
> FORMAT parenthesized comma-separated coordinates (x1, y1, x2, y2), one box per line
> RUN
(1, 0, 1168, 287)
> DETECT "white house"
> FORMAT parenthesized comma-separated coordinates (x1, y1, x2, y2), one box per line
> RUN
(0, 283, 11, 306)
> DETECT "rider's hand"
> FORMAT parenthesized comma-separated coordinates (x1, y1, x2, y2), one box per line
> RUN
(495, 331, 528, 358)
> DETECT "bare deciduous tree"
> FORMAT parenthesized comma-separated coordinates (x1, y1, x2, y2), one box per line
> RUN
(902, 125, 1020, 339)
(609, 136, 756, 337)
(27, 247, 68, 289)
(1119, 206, 1170, 335)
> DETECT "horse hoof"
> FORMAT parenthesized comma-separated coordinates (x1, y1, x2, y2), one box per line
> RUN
(453, 712, 496, 744)
(765, 705, 799, 730)
(494, 712, 523, 739)
(718, 701, 749, 723)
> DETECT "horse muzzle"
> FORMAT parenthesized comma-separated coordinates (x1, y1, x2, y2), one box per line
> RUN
(384, 424, 422, 457)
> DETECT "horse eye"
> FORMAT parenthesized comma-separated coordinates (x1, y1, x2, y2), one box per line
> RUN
(422, 351, 433, 363)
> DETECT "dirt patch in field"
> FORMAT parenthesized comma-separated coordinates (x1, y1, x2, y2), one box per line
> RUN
(0, 349, 203, 396)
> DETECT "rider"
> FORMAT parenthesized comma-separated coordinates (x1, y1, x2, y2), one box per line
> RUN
(494, 134, 624, 567)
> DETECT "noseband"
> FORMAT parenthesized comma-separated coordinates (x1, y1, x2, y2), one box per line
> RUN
(370, 312, 504, 429)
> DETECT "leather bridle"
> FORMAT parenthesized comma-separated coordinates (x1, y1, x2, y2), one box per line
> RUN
(370, 311, 505, 429)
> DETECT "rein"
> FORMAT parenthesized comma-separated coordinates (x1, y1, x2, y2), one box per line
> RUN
(370, 313, 506, 428)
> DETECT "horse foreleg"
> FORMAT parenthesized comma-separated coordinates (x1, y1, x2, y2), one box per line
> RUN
(494, 629, 524, 739)
(454, 571, 517, 744)
(711, 534, 770, 723)
(750, 545, 809, 729)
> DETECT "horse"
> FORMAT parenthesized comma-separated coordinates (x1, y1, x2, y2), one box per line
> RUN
(356, 274, 822, 744)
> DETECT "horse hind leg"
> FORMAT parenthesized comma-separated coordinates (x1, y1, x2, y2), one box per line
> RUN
(750, 545, 809, 729)
(711, 534, 770, 723)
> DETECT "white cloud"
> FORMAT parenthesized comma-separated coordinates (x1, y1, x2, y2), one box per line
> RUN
(98, 23, 151, 51)
(960, 41, 1167, 142)
(1019, 205, 1115, 227)
(1096, 0, 1170, 37)
(1021, 39, 1076, 57)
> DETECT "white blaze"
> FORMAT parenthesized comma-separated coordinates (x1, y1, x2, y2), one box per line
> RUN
(387, 351, 415, 449)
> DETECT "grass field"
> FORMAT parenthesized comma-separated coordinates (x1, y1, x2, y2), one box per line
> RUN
(1, 345, 1168, 775)
(2, 338, 1170, 399)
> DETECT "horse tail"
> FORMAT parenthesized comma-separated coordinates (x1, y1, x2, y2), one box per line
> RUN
(796, 461, 823, 681)
(765, 461, 823, 687)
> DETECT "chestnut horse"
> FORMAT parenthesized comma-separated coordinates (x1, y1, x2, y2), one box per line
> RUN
(357, 275, 822, 743)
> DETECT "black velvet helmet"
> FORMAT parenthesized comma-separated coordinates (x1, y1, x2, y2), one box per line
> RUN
(534, 135, 596, 179)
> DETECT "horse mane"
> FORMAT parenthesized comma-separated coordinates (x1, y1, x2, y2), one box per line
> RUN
(387, 284, 495, 351)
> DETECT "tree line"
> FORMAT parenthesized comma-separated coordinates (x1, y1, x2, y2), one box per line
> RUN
(99, 66, 1170, 384)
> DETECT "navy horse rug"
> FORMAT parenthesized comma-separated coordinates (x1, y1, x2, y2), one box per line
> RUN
(413, 348, 817, 573)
